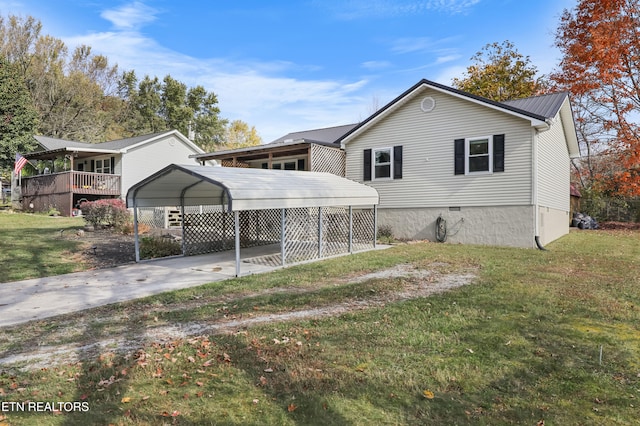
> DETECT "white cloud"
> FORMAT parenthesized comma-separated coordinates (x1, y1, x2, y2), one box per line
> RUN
(321, 0, 482, 20)
(433, 65, 468, 85)
(435, 54, 460, 64)
(361, 60, 393, 70)
(100, 1, 159, 30)
(63, 20, 369, 143)
(389, 36, 460, 55)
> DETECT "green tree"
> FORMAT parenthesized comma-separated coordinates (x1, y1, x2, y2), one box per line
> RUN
(187, 86, 227, 151)
(452, 41, 548, 101)
(0, 15, 121, 141)
(0, 58, 38, 172)
(117, 71, 227, 149)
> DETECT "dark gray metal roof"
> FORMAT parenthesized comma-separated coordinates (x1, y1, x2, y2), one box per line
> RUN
(502, 92, 569, 119)
(269, 123, 357, 145)
(33, 136, 92, 151)
(34, 132, 169, 151)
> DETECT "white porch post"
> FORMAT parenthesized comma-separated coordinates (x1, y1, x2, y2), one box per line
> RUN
(235, 210, 241, 277)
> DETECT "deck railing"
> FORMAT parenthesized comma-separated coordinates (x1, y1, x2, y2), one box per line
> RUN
(21, 171, 121, 196)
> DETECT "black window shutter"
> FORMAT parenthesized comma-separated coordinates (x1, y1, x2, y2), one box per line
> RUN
(110, 157, 115, 174)
(393, 145, 403, 179)
(493, 134, 505, 172)
(90, 160, 95, 172)
(297, 158, 305, 171)
(454, 139, 465, 175)
(363, 149, 372, 181)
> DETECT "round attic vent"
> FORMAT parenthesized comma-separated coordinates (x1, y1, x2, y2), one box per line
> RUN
(420, 96, 436, 112)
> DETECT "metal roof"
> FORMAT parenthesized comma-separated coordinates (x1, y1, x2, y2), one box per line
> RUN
(269, 123, 358, 144)
(31, 131, 196, 157)
(502, 92, 569, 119)
(126, 164, 379, 211)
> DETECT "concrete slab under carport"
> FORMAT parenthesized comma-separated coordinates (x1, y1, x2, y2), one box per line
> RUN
(0, 244, 390, 328)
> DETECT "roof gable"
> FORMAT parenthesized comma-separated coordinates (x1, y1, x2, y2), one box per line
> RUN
(30, 130, 204, 157)
(339, 79, 560, 145)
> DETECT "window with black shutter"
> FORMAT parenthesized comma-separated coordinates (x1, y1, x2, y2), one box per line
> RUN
(455, 135, 505, 175)
(364, 146, 403, 180)
(363, 149, 372, 181)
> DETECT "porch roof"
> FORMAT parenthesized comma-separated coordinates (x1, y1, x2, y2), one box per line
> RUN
(126, 164, 379, 211)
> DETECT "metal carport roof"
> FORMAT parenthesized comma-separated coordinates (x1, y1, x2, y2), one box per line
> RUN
(126, 164, 379, 210)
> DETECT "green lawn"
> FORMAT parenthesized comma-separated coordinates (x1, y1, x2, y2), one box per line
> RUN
(0, 211, 639, 425)
(0, 211, 87, 281)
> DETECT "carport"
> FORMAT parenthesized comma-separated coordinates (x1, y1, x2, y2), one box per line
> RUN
(126, 164, 379, 276)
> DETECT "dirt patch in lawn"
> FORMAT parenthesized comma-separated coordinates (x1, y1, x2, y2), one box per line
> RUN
(62, 228, 136, 268)
(0, 263, 476, 370)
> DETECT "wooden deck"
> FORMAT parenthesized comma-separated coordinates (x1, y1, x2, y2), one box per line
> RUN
(21, 171, 121, 197)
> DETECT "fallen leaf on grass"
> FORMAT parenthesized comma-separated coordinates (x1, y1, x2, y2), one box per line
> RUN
(288, 403, 297, 412)
(423, 390, 435, 399)
(121, 397, 131, 403)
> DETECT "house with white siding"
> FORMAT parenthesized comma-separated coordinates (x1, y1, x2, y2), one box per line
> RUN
(17, 130, 207, 216)
(338, 79, 580, 248)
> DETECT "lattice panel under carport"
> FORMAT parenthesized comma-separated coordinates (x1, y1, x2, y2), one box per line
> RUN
(183, 208, 281, 256)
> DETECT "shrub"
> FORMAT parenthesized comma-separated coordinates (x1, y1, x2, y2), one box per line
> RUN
(80, 199, 130, 230)
(140, 236, 182, 259)
(119, 221, 151, 235)
(377, 224, 395, 244)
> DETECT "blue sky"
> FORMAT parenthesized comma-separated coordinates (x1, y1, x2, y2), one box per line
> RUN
(2, 0, 576, 142)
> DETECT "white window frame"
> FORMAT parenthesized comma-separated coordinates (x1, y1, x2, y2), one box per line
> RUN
(264, 159, 302, 170)
(94, 157, 112, 174)
(373, 147, 393, 180)
(465, 136, 493, 175)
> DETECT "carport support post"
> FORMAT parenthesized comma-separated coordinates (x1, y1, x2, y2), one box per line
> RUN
(348, 206, 353, 254)
(280, 208, 286, 267)
(318, 207, 323, 259)
(133, 203, 140, 263)
(373, 205, 378, 249)
(234, 210, 240, 277)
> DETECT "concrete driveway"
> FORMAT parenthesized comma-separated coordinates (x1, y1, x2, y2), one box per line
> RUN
(0, 245, 284, 328)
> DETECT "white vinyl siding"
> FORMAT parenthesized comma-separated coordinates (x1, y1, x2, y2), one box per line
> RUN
(345, 87, 534, 208)
(120, 134, 202, 199)
(537, 115, 570, 211)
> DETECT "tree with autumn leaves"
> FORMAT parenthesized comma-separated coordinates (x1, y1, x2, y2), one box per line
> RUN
(452, 41, 548, 102)
(552, 0, 640, 197)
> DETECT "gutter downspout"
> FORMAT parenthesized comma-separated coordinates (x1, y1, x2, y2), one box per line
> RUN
(532, 127, 547, 251)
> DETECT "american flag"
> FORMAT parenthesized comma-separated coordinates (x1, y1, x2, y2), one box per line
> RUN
(14, 153, 28, 175)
